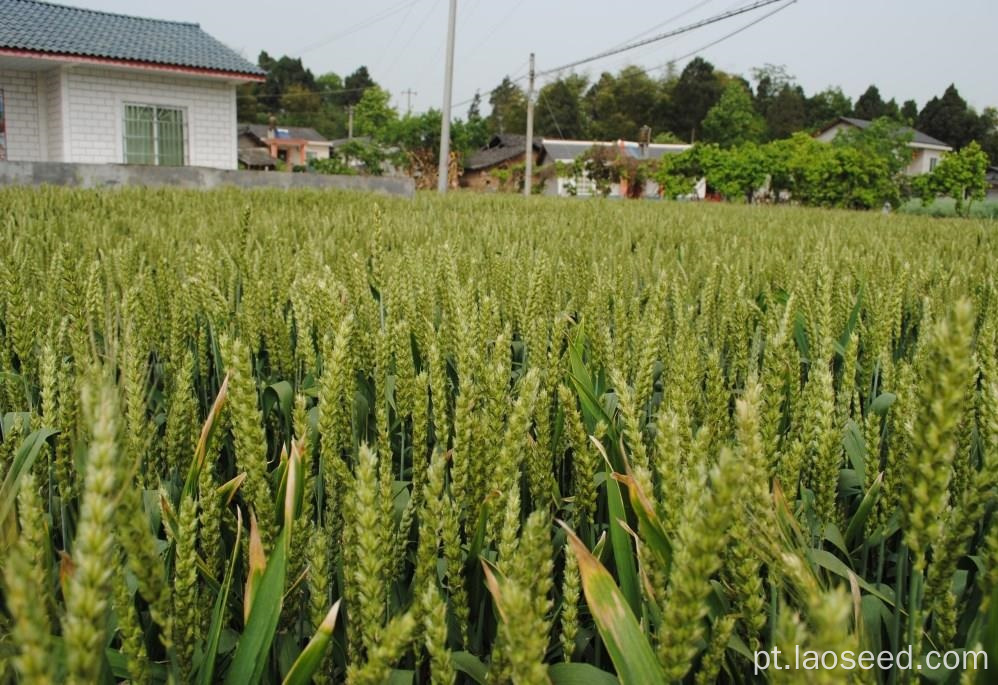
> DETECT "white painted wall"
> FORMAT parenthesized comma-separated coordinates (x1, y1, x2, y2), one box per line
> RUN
(2, 65, 239, 168)
(43, 69, 64, 162)
(906, 148, 946, 176)
(0, 68, 44, 161)
(62, 66, 237, 169)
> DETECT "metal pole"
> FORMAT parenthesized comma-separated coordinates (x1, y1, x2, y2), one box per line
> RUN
(437, 0, 457, 193)
(523, 52, 535, 198)
(402, 89, 417, 115)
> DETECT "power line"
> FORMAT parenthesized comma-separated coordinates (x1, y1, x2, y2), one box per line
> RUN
(374, 0, 428, 74)
(604, 0, 717, 52)
(300, 0, 424, 55)
(379, 0, 441, 80)
(459, 0, 527, 64)
(538, 0, 789, 77)
(651, 0, 797, 75)
(540, 91, 565, 139)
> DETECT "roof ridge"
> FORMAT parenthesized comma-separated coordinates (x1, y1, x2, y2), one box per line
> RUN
(11, 0, 200, 28)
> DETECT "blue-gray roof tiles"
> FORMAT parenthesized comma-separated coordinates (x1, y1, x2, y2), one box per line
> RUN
(0, 0, 263, 77)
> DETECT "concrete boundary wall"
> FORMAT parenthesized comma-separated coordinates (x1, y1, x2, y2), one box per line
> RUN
(0, 160, 414, 197)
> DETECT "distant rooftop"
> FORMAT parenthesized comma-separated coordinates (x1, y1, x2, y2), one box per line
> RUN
(0, 0, 264, 78)
(829, 117, 952, 149)
(464, 134, 543, 170)
(542, 138, 691, 162)
(240, 124, 330, 144)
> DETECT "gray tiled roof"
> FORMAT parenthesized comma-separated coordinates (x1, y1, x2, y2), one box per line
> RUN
(542, 140, 600, 162)
(0, 0, 263, 77)
(238, 148, 277, 168)
(838, 117, 951, 149)
(464, 134, 542, 171)
(240, 124, 330, 144)
(541, 139, 691, 163)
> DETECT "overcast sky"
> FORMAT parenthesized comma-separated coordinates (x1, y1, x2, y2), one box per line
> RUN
(78, 0, 996, 117)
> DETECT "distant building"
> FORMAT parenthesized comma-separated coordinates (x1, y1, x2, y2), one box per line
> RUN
(459, 134, 544, 191)
(238, 123, 333, 169)
(814, 117, 952, 175)
(540, 138, 691, 197)
(0, 0, 264, 168)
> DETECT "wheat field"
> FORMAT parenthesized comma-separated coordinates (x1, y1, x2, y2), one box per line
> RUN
(0, 187, 996, 684)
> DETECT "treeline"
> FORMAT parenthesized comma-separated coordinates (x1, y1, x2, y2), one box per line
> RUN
(238, 52, 998, 166)
(568, 120, 991, 214)
(515, 60, 997, 161)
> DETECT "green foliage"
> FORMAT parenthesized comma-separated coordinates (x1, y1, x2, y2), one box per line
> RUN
(914, 141, 990, 216)
(667, 57, 724, 142)
(701, 81, 765, 148)
(487, 76, 527, 136)
(353, 86, 397, 139)
(832, 117, 914, 179)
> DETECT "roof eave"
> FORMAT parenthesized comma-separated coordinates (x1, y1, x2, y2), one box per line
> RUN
(0, 47, 265, 81)
(908, 142, 952, 152)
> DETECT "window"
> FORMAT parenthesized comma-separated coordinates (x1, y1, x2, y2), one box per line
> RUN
(123, 104, 185, 165)
(0, 89, 6, 161)
(573, 174, 596, 197)
(929, 156, 939, 172)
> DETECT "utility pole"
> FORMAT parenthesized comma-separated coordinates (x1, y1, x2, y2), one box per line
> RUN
(402, 88, 418, 115)
(523, 52, 535, 197)
(347, 106, 354, 139)
(437, 0, 457, 193)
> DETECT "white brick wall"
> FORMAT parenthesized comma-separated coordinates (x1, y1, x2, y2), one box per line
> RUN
(62, 66, 237, 169)
(0, 69, 44, 161)
(43, 69, 64, 162)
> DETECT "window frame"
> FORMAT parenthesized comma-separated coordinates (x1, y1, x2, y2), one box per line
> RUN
(122, 103, 187, 166)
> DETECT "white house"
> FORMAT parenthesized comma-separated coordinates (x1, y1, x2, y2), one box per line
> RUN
(541, 138, 691, 197)
(0, 0, 264, 169)
(814, 117, 952, 175)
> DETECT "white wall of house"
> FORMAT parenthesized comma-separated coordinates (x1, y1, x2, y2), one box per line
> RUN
(906, 147, 946, 176)
(1, 65, 239, 168)
(62, 66, 237, 169)
(0, 68, 45, 161)
(816, 122, 950, 177)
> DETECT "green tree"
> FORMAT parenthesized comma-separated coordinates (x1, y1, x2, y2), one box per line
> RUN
(764, 132, 826, 199)
(281, 84, 322, 125)
(667, 57, 724, 142)
(699, 143, 769, 201)
(701, 81, 764, 148)
(918, 84, 987, 150)
(342, 66, 377, 107)
(806, 145, 898, 209)
(750, 63, 795, 117)
(900, 99, 919, 125)
(914, 140, 989, 216)
(805, 87, 852, 130)
(765, 85, 808, 140)
(832, 117, 914, 180)
(853, 85, 887, 120)
(488, 77, 527, 135)
(353, 86, 397, 138)
(979, 106, 998, 164)
(536, 74, 589, 139)
(584, 67, 662, 140)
